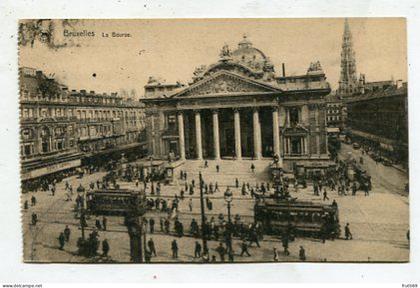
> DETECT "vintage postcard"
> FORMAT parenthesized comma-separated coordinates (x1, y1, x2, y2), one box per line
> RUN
(18, 18, 408, 263)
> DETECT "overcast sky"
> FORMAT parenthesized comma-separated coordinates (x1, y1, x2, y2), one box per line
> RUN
(19, 18, 407, 98)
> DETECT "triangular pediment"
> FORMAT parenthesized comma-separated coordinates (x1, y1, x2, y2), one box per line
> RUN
(172, 71, 281, 98)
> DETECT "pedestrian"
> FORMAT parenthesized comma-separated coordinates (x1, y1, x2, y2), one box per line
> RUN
(249, 229, 260, 248)
(323, 189, 329, 201)
(282, 234, 290, 255)
(251, 163, 255, 173)
(216, 164, 220, 173)
(352, 182, 357, 196)
(164, 218, 170, 234)
(145, 249, 152, 263)
(149, 218, 155, 234)
(171, 239, 178, 259)
(273, 247, 279, 262)
(216, 242, 226, 262)
(215, 182, 220, 193)
(332, 199, 338, 208)
(204, 160, 208, 168)
(299, 246, 306, 261)
(64, 225, 71, 242)
(31, 195, 36, 206)
(102, 216, 107, 231)
(189, 198, 193, 212)
(364, 185, 369, 196)
(240, 240, 251, 257)
(148, 238, 157, 256)
(58, 232, 65, 250)
(159, 217, 164, 232)
(102, 239, 110, 257)
(228, 251, 234, 262)
(95, 218, 102, 230)
(194, 241, 202, 258)
(235, 178, 239, 188)
(31, 212, 38, 226)
(211, 255, 217, 262)
(345, 223, 353, 240)
(24, 200, 29, 210)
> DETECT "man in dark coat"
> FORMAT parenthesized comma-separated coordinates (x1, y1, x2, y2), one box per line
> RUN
(95, 218, 102, 230)
(194, 241, 202, 258)
(164, 218, 170, 234)
(171, 239, 178, 259)
(31, 195, 36, 206)
(102, 216, 107, 231)
(148, 238, 157, 256)
(282, 234, 290, 255)
(345, 223, 353, 240)
(215, 242, 226, 262)
(58, 232, 65, 250)
(64, 225, 71, 242)
(299, 246, 306, 261)
(102, 239, 110, 257)
(31, 212, 38, 226)
(149, 218, 155, 234)
(240, 240, 251, 257)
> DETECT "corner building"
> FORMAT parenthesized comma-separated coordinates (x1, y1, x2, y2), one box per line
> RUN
(142, 36, 333, 175)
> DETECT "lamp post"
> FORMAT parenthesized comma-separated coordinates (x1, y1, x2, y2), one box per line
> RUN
(224, 187, 233, 256)
(199, 178, 208, 254)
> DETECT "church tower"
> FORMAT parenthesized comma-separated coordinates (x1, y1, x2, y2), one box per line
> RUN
(338, 18, 358, 96)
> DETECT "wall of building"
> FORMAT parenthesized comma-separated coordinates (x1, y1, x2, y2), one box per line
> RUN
(19, 67, 146, 176)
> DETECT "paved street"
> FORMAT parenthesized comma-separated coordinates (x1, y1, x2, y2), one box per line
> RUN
(21, 144, 409, 263)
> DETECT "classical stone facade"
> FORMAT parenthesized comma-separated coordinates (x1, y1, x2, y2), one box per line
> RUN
(142, 36, 333, 174)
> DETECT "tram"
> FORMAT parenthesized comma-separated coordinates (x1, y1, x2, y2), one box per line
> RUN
(86, 189, 146, 215)
(254, 198, 340, 239)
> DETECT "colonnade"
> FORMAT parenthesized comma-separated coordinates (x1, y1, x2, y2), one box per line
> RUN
(177, 107, 282, 161)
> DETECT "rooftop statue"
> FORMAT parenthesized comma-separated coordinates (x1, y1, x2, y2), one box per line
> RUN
(219, 44, 232, 59)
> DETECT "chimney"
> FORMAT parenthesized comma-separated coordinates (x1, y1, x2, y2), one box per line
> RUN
(80, 89, 86, 94)
(396, 79, 403, 89)
(90, 90, 95, 94)
(282, 63, 286, 77)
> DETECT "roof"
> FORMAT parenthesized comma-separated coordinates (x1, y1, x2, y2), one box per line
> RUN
(346, 84, 407, 103)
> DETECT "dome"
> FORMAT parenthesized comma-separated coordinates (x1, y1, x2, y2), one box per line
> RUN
(231, 35, 268, 72)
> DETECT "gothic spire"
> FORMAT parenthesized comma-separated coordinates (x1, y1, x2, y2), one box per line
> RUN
(338, 18, 358, 96)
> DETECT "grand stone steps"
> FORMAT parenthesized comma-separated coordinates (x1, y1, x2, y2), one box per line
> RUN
(172, 159, 273, 186)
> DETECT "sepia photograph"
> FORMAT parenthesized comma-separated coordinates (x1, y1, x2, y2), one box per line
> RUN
(17, 18, 408, 264)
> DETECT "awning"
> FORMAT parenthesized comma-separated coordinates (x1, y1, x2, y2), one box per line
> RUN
(21, 158, 81, 181)
(327, 127, 340, 133)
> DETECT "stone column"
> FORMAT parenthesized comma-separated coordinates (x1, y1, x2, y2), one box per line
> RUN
(195, 110, 203, 160)
(272, 107, 280, 158)
(212, 109, 221, 160)
(177, 112, 186, 160)
(253, 108, 262, 159)
(300, 137, 305, 155)
(234, 109, 242, 160)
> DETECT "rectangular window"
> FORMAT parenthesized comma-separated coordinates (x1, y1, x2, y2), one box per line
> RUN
(24, 144, 31, 156)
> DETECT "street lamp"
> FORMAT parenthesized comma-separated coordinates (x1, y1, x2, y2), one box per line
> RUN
(224, 188, 233, 257)
(199, 178, 208, 255)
